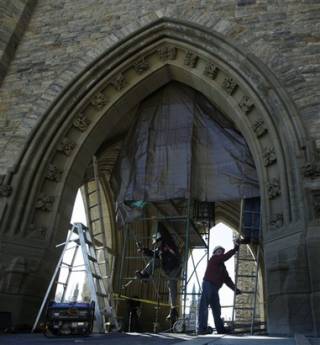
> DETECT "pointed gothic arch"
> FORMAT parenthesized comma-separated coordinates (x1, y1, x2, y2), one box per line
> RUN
(1, 18, 316, 335)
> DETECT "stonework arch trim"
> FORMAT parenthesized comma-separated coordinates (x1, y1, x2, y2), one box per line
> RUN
(0, 19, 307, 246)
(11, 18, 307, 174)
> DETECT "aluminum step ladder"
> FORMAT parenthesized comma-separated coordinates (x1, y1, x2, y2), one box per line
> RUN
(32, 223, 119, 333)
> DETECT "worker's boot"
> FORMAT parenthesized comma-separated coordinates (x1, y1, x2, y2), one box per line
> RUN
(135, 270, 149, 280)
(166, 307, 178, 322)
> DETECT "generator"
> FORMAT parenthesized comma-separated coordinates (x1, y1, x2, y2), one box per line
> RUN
(45, 301, 95, 336)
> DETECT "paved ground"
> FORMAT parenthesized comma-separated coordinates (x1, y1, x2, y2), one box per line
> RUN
(0, 332, 189, 345)
(0, 333, 318, 345)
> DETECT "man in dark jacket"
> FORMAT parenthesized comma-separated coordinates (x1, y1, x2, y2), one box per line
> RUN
(135, 224, 181, 322)
(198, 242, 241, 335)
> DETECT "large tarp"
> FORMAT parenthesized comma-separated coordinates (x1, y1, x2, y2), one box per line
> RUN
(112, 82, 259, 208)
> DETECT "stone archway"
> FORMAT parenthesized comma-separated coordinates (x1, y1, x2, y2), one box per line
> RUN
(0, 18, 315, 335)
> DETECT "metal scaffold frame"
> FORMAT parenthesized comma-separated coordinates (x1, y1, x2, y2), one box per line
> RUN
(115, 197, 214, 333)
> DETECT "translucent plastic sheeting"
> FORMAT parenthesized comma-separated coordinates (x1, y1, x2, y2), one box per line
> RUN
(111, 82, 259, 212)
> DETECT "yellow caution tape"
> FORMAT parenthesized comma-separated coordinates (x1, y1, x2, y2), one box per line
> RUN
(113, 293, 171, 307)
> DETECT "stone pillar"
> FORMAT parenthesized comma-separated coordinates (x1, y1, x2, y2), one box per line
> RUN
(0, 238, 63, 328)
(306, 225, 320, 336)
(264, 229, 315, 336)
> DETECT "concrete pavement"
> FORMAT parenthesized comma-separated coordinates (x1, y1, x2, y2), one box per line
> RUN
(0, 333, 318, 345)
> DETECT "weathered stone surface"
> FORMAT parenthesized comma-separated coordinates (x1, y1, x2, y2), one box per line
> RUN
(0, 0, 319, 337)
(0, 1, 319, 175)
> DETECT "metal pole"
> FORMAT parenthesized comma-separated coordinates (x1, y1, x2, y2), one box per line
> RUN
(31, 229, 74, 333)
(251, 246, 260, 335)
(182, 197, 191, 331)
(92, 155, 109, 270)
(231, 198, 244, 330)
(61, 245, 79, 302)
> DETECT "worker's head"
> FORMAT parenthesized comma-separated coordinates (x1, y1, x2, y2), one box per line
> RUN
(213, 245, 225, 255)
(152, 231, 162, 245)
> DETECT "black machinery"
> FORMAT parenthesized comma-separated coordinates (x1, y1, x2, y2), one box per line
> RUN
(44, 301, 95, 336)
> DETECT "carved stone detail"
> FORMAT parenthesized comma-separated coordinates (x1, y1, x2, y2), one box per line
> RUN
(313, 192, 320, 219)
(133, 58, 149, 74)
(157, 46, 177, 61)
(57, 138, 76, 156)
(35, 194, 55, 212)
(45, 164, 62, 182)
(90, 92, 108, 109)
(203, 62, 219, 79)
(270, 213, 284, 230)
(267, 178, 281, 199)
(184, 51, 198, 68)
(27, 224, 47, 240)
(222, 77, 238, 95)
(111, 73, 127, 91)
(302, 161, 320, 179)
(73, 113, 91, 132)
(239, 95, 254, 114)
(0, 257, 28, 294)
(253, 119, 268, 138)
(0, 175, 12, 197)
(263, 147, 277, 167)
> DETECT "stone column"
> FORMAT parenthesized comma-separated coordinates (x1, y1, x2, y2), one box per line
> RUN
(0, 237, 63, 328)
(264, 229, 315, 335)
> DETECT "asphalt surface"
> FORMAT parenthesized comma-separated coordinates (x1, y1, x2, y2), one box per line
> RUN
(1, 333, 318, 345)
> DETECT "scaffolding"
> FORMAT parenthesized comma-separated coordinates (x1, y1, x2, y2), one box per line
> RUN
(231, 198, 265, 334)
(115, 198, 214, 333)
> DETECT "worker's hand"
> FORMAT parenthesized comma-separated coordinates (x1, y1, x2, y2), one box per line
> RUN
(136, 242, 143, 252)
(235, 288, 241, 295)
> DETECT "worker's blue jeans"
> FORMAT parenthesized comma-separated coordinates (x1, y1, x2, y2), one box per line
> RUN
(198, 280, 224, 333)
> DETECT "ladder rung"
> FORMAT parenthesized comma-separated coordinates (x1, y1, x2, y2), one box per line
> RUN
(97, 292, 108, 298)
(57, 281, 67, 286)
(89, 203, 98, 209)
(234, 307, 255, 310)
(237, 274, 256, 278)
(92, 273, 102, 279)
(61, 262, 72, 267)
(87, 189, 97, 196)
(238, 258, 256, 262)
(239, 291, 255, 294)
(90, 218, 101, 223)
(88, 255, 97, 262)
(124, 256, 145, 259)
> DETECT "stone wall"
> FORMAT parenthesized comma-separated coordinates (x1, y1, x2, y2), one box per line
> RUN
(0, 0, 320, 173)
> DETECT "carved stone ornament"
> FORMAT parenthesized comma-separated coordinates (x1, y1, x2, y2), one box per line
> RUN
(252, 119, 268, 138)
(0, 257, 28, 294)
(90, 92, 108, 109)
(157, 46, 177, 61)
(133, 58, 149, 74)
(313, 193, 320, 219)
(111, 73, 127, 91)
(184, 51, 199, 68)
(73, 113, 91, 132)
(263, 146, 277, 167)
(270, 213, 284, 230)
(45, 164, 62, 182)
(302, 161, 320, 179)
(222, 77, 238, 95)
(0, 184, 12, 197)
(0, 174, 12, 197)
(267, 178, 281, 199)
(57, 138, 76, 156)
(27, 224, 47, 240)
(35, 194, 55, 212)
(203, 62, 219, 79)
(239, 95, 254, 114)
